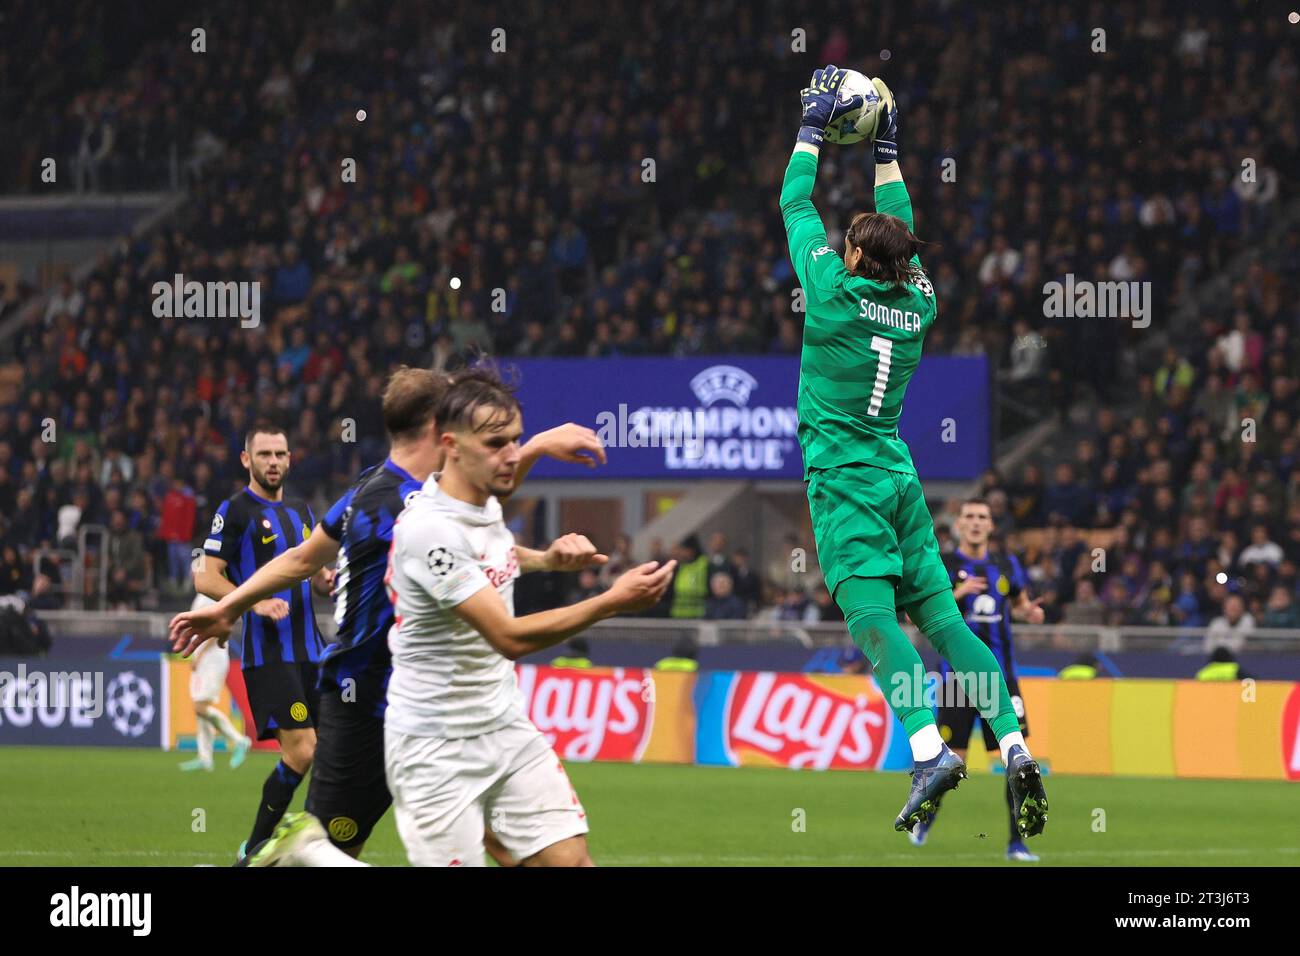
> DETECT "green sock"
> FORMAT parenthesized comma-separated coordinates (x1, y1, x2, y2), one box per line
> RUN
(903, 589, 1020, 740)
(837, 576, 936, 737)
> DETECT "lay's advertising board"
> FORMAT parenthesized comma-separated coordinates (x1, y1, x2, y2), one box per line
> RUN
(153, 659, 1299, 780)
(512, 665, 1300, 782)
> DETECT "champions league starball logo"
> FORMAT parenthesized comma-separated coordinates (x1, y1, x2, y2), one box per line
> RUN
(105, 672, 156, 738)
(427, 547, 455, 577)
(594, 364, 799, 471)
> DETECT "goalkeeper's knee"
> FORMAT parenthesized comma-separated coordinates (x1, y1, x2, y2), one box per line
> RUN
(903, 588, 967, 653)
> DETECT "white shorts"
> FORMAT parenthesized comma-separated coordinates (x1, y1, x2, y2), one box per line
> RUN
(384, 713, 589, 867)
(189, 640, 230, 703)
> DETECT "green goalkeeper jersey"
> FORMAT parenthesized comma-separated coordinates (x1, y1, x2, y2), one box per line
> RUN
(780, 149, 937, 479)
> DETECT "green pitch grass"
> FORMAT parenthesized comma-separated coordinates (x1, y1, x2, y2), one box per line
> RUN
(1, 747, 1294, 866)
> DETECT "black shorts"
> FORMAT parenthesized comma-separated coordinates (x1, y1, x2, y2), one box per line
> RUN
(242, 661, 321, 741)
(936, 674, 1030, 752)
(306, 690, 391, 850)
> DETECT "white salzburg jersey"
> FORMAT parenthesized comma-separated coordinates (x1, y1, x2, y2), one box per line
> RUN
(385, 477, 522, 738)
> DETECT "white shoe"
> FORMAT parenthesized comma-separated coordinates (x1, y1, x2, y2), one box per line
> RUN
(1006, 841, 1040, 862)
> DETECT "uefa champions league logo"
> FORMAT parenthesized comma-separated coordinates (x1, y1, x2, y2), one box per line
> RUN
(592, 363, 797, 471)
(105, 672, 156, 738)
(689, 365, 758, 406)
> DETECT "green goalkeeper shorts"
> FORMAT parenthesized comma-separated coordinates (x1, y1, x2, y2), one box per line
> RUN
(807, 463, 952, 607)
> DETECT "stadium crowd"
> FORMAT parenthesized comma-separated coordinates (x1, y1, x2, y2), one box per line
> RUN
(966, 253, 1300, 634)
(0, 0, 1296, 634)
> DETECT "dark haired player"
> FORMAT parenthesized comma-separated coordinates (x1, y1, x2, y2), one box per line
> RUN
(195, 422, 334, 858)
(910, 498, 1046, 861)
(173, 367, 606, 865)
(383, 367, 675, 866)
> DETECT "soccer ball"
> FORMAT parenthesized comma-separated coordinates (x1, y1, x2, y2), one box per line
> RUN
(106, 671, 156, 738)
(824, 70, 885, 145)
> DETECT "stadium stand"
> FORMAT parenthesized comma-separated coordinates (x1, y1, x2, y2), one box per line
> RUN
(0, 0, 1296, 634)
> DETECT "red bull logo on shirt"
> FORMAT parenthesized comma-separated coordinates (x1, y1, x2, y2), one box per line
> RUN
(483, 547, 519, 588)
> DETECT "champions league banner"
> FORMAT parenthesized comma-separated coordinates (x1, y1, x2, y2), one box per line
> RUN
(0, 657, 166, 748)
(508, 356, 990, 480)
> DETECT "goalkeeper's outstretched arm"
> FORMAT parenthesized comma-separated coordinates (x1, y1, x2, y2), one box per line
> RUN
(874, 159, 912, 230)
(779, 143, 833, 294)
(781, 69, 919, 288)
(781, 64, 868, 297)
(869, 82, 921, 268)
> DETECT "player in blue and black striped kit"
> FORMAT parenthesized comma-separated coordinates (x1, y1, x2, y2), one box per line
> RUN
(196, 421, 334, 856)
(911, 497, 1047, 861)
(173, 366, 605, 864)
(302, 451, 424, 853)
(189, 372, 455, 860)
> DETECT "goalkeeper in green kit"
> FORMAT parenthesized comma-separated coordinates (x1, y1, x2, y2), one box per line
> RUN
(781, 65, 1047, 838)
